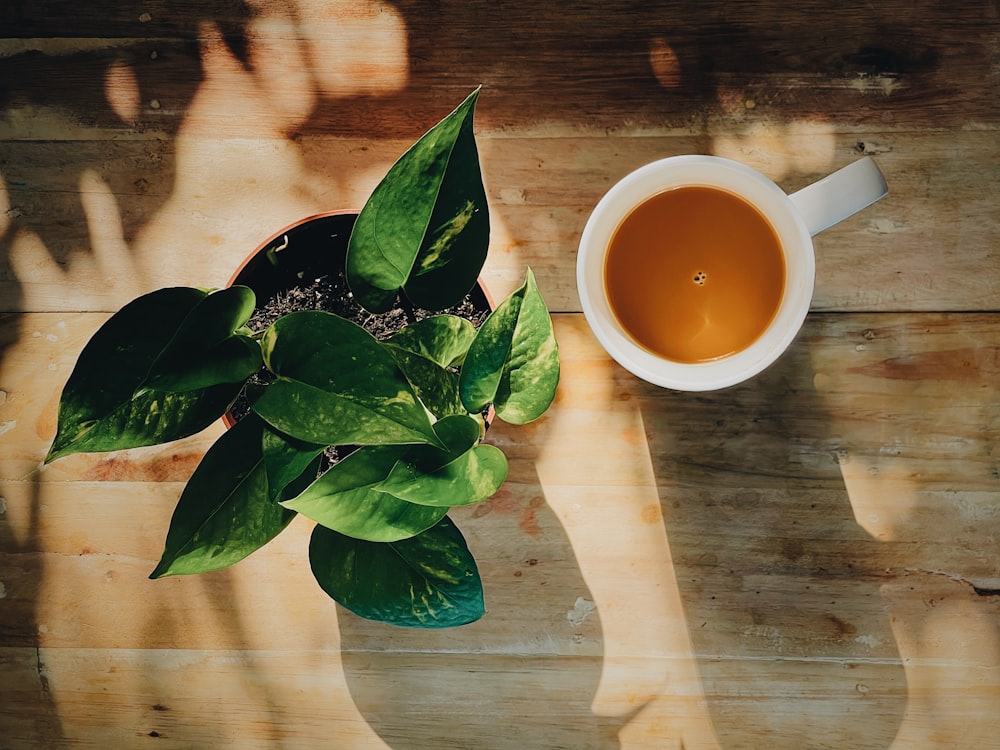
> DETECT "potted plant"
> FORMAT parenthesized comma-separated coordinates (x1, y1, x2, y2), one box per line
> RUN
(44, 88, 560, 629)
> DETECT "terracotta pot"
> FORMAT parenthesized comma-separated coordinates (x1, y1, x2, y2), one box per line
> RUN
(223, 210, 495, 428)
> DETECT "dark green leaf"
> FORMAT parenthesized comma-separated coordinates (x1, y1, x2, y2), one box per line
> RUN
(46, 287, 240, 462)
(142, 286, 262, 393)
(309, 516, 485, 628)
(150, 415, 295, 578)
(260, 425, 325, 501)
(252, 311, 442, 447)
(346, 88, 489, 312)
(459, 268, 560, 424)
(280, 446, 447, 542)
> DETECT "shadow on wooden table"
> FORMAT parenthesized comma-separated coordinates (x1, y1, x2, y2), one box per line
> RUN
(635, 314, 1000, 747)
(0, 3, 254, 746)
(334, 447, 624, 749)
(0, 481, 65, 744)
(632, 327, 906, 747)
(635, 341, 907, 747)
(0, 0, 254, 309)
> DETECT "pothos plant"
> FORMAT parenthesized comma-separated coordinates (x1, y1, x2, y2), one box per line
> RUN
(44, 88, 560, 629)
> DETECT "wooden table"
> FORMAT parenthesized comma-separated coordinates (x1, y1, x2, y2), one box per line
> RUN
(2, 2, 999, 747)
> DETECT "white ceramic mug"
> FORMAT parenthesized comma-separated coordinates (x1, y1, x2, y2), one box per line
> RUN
(576, 155, 888, 391)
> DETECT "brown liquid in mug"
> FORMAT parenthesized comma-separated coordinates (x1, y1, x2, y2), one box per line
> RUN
(604, 186, 786, 363)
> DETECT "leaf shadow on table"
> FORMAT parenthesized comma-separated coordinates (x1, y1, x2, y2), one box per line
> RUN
(0, 2, 252, 290)
(134, 570, 290, 744)
(0, 480, 65, 745)
(0, 3, 253, 745)
(633, 327, 907, 748)
(334, 454, 624, 750)
(298, 0, 967, 140)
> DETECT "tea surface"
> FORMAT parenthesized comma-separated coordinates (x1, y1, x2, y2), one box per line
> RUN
(604, 186, 785, 363)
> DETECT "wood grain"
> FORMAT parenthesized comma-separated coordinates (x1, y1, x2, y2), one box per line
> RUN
(3, 1, 998, 132)
(2, 130, 999, 314)
(3, 1, 1000, 747)
(4, 312, 1000, 747)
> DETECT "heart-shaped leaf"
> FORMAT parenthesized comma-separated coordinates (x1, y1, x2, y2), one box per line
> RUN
(150, 415, 297, 578)
(459, 268, 560, 424)
(280, 446, 447, 542)
(384, 347, 465, 419)
(376, 414, 507, 507)
(142, 285, 262, 393)
(378, 443, 508, 508)
(46, 287, 241, 462)
(386, 315, 478, 369)
(261, 425, 325, 501)
(252, 311, 442, 447)
(382, 316, 479, 419)
(309, 516, 485, 628)
(346, 88, 489, 313)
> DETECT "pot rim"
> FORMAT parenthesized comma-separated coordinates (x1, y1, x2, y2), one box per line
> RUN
(226, 209, 495, 308)
(225, 209, 361, 290)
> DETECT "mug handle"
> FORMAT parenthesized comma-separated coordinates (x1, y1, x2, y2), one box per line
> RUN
(788, 156, 888, 236)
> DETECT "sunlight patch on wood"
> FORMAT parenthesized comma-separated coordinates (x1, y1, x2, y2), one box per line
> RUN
(103, 58, 141, 124)
(304, 1, 409, 98)
(532, 319, 721, 743)
(711, 121, 838, 180)
(648, 36, 682, 90)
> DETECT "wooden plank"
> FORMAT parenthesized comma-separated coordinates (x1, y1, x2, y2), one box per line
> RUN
(0, 647, 390, 750)
(10, 309, 1000, 492)
(2, 310, 999, 747)
(2, 130, 999, 314)
(2, 645, 996, 749)
(3, 2, 999, 747)
(3, 1, 998, 131)
(0, 648, 712, 750)
(0, 648, 65, 749)
(0, 475, 609, 654)
(0, 1, 256, 38)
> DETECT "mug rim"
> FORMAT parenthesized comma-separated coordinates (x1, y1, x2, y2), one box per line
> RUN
(576, 154, 815, 391)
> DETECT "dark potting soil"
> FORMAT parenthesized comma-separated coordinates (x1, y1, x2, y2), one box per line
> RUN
(246, 271, 490, 339)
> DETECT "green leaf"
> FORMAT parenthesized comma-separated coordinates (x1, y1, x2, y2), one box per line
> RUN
(281, 415, 498, 540)
(459, 268, 560, 424)
(378, 444, 508, 508)
(280, 446, 447, 542)
(376, 414, 507, 507)
(384, 347, 465, 420)
(252, 311, 442, 447)
(382, 315, 476, 418)
(142, 286, 262, 393)
(346, 88, 489, 312)
(260, 425, 325, 501)
(46, 287, 241, 462)
(309, 516, 485, 628)
(382, 316, 478, 419)
(386, 315, 478, 368)
(150, 415, 296, 578)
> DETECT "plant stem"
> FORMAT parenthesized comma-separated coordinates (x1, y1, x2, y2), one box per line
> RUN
(398, 294, 418, 324)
